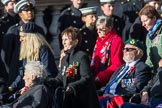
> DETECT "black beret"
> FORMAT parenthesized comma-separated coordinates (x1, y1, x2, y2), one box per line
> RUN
(19, 22, 37, 33)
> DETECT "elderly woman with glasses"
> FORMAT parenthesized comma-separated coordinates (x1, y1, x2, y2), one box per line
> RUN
(91, 16, 124, 89)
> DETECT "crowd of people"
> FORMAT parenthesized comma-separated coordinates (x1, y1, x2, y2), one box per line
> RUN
(0, 0, 162, 108)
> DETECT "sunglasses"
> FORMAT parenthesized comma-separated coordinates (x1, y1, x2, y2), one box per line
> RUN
(122, 48, 136, 52)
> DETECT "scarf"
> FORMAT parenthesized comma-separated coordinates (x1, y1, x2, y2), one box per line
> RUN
(147, 19, 162, 40)
(91, 33, 116, 71)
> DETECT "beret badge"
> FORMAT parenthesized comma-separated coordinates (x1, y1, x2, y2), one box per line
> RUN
(130, 40, 135, 45)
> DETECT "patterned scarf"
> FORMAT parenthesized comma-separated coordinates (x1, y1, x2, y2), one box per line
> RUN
(91, 37, 115, 71)
(147, 19, 162, 40)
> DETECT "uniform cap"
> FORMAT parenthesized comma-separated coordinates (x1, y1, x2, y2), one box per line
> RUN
(100, 0, 115, 4)
(144, 0, 159, 3)
(14, 0, 35, 13)
(125, 38, 144, 51)
(19, 22, 37, 33)
(80, 6, 97, 16)
(1, 0, 15, 5)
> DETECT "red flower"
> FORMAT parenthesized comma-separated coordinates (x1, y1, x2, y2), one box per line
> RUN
(130, 66, 135, 72)
(66, 62, 79, 78)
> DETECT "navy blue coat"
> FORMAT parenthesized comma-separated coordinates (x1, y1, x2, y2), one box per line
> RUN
(1, 21, 45, 86)
(80, 25, 97, 57)
(100, 61, 151, 98)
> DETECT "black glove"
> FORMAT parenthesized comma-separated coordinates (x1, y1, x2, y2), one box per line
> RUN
(65, 86, 74, 95)
(44, 76, 55, 87)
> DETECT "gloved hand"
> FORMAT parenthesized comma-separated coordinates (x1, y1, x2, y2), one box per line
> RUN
(65, 86, 74, 95)
(44, 76, 55, 87)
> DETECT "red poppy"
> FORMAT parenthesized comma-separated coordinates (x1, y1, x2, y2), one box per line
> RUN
(130, 66, 135, 72)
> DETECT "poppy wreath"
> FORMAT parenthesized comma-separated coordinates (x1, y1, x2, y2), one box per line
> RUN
(66, 62, 79, 78)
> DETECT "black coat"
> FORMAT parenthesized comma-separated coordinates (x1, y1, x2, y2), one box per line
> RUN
(102, 61, 151, 96)
(57, 5, 84, 49)
(80, 25, 97, 57)
(47, 48, 100, 108)
(12, 84, 50, 108)
(1, 21, 44, 86)
(141, 67, 162, 98)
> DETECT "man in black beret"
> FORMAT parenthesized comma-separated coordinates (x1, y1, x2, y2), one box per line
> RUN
(1, 0, 44, 93)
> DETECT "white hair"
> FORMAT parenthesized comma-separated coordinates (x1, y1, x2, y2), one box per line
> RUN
(25, 61, 45, 78)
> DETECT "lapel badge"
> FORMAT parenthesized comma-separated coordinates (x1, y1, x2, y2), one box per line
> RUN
(20, 26, 23, 32)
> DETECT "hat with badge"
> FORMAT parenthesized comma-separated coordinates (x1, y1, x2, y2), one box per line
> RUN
(1, 0, 15, 5)
(14, 0, 35, 13)
(125, 38, 144, 51)
(100, 0, 115, 4)
(80, 6, 97, 16)
(19, 22, 37, 33)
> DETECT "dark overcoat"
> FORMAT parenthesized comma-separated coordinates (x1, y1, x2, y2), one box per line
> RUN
(12, 84, 50, 108)
(106, 61, 151, 96)
(1, 21, 44, 86)
(80, 25, 97, 57)
(48, 48, 100, 108)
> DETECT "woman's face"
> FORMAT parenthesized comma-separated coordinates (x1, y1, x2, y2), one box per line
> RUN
(62, 34, 77, 51)
(140, 15, 156, 31)
(19, 32, 27, 43)
(83, 14, 96, 27)
(23, 70, 33, 87)
(96, 24, 110, 38)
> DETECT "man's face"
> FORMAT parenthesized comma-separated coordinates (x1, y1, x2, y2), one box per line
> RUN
(123, 44, 137, 63)
(5, 1, 16, 13)
(19, 9, 34, 23)
(101, 3, 115, 16)
(71, 0, 84, 9)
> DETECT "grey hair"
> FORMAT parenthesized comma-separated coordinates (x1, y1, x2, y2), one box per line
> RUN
(25, 61, 45, 78)
(96, 16, 113, 27)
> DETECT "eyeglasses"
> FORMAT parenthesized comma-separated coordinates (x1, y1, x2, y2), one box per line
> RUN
(122, 48, 136, 52)
(97, 27, 107, 32)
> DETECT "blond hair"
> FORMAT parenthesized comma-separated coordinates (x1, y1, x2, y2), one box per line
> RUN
(19, 33, 54, 62)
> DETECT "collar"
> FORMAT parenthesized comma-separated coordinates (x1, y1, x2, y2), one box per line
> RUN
(126, 59, 140, 67)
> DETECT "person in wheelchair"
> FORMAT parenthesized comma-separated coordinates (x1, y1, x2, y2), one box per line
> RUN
(98, 38, 152, 108)
(0, 61, 51, 108)
(120, 59, 162, 108)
